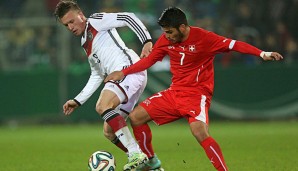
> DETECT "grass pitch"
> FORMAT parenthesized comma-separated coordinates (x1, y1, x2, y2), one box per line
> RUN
(0, 120, 297, 171)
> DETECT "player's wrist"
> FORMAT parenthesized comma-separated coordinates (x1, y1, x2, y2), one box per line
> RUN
(260, 51, 272, 59)
(143, 39, 152, 45)
(72, 99, 81, 106)
(121, 70, 127, 76)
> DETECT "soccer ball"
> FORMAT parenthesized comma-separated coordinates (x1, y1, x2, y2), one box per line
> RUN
(88, 151, 116, 171)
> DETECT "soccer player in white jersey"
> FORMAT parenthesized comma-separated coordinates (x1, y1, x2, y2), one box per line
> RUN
(54, 1, 159, 170)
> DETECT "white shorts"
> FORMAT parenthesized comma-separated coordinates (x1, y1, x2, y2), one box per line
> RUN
(103, 70, 147, 118)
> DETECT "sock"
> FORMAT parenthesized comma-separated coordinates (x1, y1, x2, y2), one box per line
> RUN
(111, 136, 128, 153)
(102, 109, 141, 154)
(200, 137, 228, 171)
(132, 124, 154, 158)
(102, 109, 127, 132)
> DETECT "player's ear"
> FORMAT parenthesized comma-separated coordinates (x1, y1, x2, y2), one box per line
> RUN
(179, 24, 187, 32)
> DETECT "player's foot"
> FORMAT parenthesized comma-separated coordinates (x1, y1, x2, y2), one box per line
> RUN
(123, 152, 148, 171)
(135, 154, 164, 171)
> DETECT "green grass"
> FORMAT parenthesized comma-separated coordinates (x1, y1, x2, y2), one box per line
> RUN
(0, 121, 297, 171)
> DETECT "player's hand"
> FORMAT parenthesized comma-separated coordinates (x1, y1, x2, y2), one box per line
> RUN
(140, 41, 153, 58)
(104, 71, 125, 83)
(261, 52, 283, 61)
(63, 100, 79, 115)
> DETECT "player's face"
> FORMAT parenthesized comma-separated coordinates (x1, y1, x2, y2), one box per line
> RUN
(162, 25, 185, 44)
(60, 10, 86, 36)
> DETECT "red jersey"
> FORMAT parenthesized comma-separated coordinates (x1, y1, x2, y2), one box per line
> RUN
(123, 26, 262, 95)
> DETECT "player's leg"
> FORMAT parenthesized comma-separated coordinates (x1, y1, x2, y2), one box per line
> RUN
(131, 90, 180, 171)
(96, 87, 145, 158)
(187, 94, 228, 171)
(190, 121, 228, 171)
(103, 122, 128, 153)
(130, 105, 154, 155)
(103, 74, 149, 170)
(102, 71, 147, 154)
(129, 106, 164, 171)
(109, 71, 147, 154)
(182, 91, 227, 171)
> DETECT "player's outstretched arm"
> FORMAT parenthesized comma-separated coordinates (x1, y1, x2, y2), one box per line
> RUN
(140, 41, 153, 58)
(231, 41, 284, 61)
(260, 52, 283, 61)
(63, 100, 79, 115)
(104, 71, 125, 83)
(105, 49, 159, 83)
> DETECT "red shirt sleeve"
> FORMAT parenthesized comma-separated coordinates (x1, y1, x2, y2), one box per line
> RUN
(232, 41, 262, 57)
(122, 55, 156, 75)
(122, 35, 168, 75)
(203, 31, 263, 57)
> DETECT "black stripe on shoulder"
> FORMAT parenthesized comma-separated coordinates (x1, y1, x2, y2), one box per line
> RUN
(117, 14, 146, 43)
(90, 13, 103, 19)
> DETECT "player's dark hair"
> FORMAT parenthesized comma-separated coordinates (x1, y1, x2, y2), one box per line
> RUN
(54, 0, 81, 20)
(158, 7, 188, 29)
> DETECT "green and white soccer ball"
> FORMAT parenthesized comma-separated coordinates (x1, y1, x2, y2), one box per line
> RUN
(88, 151, 116, 171)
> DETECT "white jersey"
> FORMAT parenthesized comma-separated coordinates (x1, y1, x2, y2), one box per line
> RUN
(74, 12, 151, 105)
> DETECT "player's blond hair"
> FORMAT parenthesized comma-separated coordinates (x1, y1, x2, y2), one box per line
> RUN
(54, 0, 81, 20)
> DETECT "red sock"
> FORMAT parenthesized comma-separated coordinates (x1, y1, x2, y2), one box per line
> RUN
(103, 109, 127, 132)
(132, 124, 154, 158)
(111, 137, 128, 153)
(200, 137, 228, 171)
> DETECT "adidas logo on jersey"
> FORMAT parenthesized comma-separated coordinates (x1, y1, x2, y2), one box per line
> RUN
(124, 85, 129, 91)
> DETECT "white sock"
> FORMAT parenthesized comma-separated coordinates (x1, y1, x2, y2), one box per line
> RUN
(114, 126, 142, 154)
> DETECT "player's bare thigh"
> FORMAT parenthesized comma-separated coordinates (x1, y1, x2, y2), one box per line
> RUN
(129, 105, 152, 126)
(96, 89, 121, 115)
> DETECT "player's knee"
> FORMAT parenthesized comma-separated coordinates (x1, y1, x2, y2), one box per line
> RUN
(192, 130, 209, 143)
(190, 122, 210, 142)
(95, 103, 110, 115)
(129, 111, 141, 124)
(96, 99, 119, 115)
(95, 105, 103, 115)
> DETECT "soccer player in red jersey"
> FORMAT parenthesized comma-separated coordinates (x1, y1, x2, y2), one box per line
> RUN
(105, 7, 283, 171)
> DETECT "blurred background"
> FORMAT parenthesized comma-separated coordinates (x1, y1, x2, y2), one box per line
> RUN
(0, 0, 297, 124)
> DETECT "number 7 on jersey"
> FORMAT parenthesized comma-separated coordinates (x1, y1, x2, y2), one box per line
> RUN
(179, 52, 185, 65)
